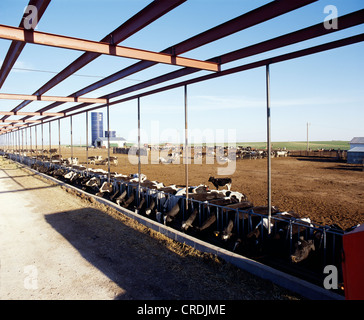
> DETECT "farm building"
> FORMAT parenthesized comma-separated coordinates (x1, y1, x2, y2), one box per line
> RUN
(347, 137, 364, 164)
(349, 137, 364, 149)
(94, 137, 127, 148)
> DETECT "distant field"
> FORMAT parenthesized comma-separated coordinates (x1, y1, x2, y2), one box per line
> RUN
(236, 141, 350, 151)
(65, 141, 350, 151)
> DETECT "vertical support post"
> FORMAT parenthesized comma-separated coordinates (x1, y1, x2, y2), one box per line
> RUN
(70, 116, 73, 161)
(41, 121, 44, 161)
(86, 112, 89, 176)
(107, 101, 111, 183)
(137, 97, 141, 203)
(306, 122, 310, 153)
(17, 130, 20, 157)
(49, 121, 52, 164)
(21, 128, 24, 163)
(35, 125, 37, 156)
(266, 64, 272, 234)
(25, 127, 27, 158)
(184, 85, 189, 213)
(58, 119, 61, 161)
(29, 125, 32, 158)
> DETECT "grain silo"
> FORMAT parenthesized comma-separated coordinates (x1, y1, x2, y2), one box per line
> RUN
(91, 112, 103, 146)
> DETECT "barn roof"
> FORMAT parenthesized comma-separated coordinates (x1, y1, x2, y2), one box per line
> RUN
(350, 137, 364, 144)
(348, 146, 364, 153)
(96, 137, 126, 142)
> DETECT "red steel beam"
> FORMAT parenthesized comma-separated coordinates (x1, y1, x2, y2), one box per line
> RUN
(62, 33, 364, 119)
(59, 9, 364, 116)
(0, 111, 64, 116)
(3, 0, 186, 120)
(0, 24, 219, 71)
(32, 0, 319, 116)
(104, 8, 364, 100)
(0, 93, 107, 104)
(0, 0, 51, 89)
(0, 120, 41, 123)
(72, 0, 319, 97)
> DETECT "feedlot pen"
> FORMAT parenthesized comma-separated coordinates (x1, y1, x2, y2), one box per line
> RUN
(0, 0, 363, 301)
(3, 152, 347, 300)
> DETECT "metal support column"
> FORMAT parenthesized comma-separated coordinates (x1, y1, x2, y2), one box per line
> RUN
(107, 101, 111, 183)
(86, 112, 89, 176)
(25, 126, 27, 156)
(266, 64, 272, 234)
(58, 119, 61, 159)
(41, 121, 44, 160)
(21, 128, 24, 163)
(17, 129, 20, 157)
(29, 125, 32, 158)
(184, 85, 189, 213)
(49, 121, 52, 163)
(70, 116, 73, 161)
(35, 125, 37, 157)
(137, 97, 141, 203)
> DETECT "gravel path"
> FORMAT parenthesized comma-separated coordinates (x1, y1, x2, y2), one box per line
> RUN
(0, 157, 300, 300)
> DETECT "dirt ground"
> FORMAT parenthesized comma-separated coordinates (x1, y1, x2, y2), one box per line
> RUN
(0, 156, 300, 300)
(63, 147, 363, 230)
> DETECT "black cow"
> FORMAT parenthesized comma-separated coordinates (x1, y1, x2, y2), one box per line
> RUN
(208, 176, 232, 190)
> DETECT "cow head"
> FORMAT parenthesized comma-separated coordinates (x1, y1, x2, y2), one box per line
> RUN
(290, 236, 315, 263)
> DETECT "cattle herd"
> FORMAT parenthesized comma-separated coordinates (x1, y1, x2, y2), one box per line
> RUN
(2, 151, 360, 292)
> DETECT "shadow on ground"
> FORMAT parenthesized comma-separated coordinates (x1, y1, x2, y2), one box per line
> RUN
(45, 206, 292, 300)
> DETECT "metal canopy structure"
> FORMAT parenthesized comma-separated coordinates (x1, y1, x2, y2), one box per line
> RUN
(0, 0, 363, 228)
(0, 0, 362, 130)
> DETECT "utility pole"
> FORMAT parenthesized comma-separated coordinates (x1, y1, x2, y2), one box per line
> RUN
(306, 122, 310, 152)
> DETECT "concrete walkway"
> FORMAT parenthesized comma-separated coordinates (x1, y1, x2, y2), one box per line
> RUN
(0, 160, 124, 299)
(0, 158, 304, 301)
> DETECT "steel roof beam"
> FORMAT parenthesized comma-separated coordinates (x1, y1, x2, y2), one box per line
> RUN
(31, 0, 319, 116)
(72, 0, 319, 97)
(0, 0, 51, 89)
(105, 8, 364, 100)
(4, 31, 362, 132)
(63, 33, 364, 119)
(0, 24, 219, 72)
(59, 9, 364, 115)
(0, 111, 64, 116)
(0, 93, 107, 104)
(2, 0, 186, 119)
(0, 120, 41, 123)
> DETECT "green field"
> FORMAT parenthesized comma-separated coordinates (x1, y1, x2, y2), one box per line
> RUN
(70, 140, 350, 151)
(236, 141, 350, 151)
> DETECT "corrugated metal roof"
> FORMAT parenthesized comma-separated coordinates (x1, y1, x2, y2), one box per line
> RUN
(96, 137, 126, 142)
(350, 137, 364, 144)
(348, 147, 364, 152)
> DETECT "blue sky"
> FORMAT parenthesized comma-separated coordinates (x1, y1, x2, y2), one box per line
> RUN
(0, 0, 363, 145)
